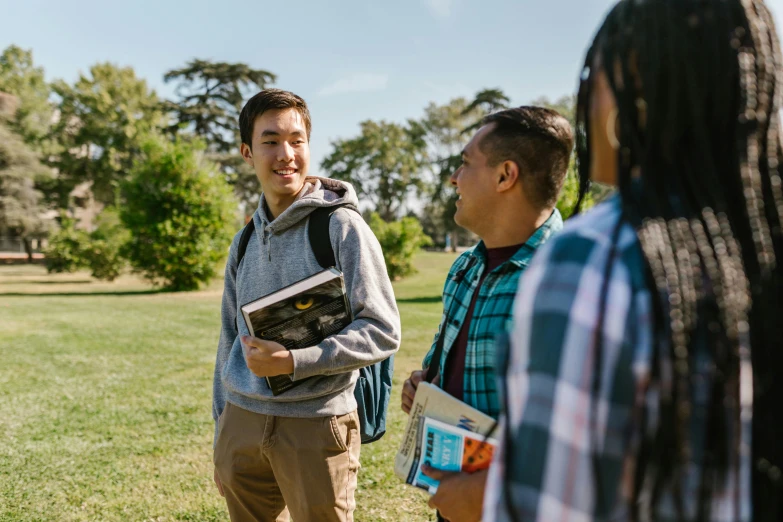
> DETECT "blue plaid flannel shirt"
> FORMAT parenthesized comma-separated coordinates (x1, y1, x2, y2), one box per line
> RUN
(484, 197, 752, 521)
(422, 209, 563, 419)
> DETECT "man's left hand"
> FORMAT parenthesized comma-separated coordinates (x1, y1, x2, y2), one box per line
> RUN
(241, 336, 294, 377)
(422, 465, 488, 522)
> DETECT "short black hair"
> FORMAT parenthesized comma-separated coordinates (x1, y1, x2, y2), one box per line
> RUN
(239, 89, 312, 146)
(478, 106, 574, 208)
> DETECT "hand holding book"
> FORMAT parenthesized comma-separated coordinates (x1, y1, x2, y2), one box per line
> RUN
(401, 369, 440, 414)
(422, 466, 488, 522)
(241, 335, 294, 378)
(395, 382, 496, 485)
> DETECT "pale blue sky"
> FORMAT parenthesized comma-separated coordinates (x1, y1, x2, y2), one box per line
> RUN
(3, 0, 783, 171)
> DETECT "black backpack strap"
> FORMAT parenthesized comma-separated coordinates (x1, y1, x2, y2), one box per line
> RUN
(236, 219, 256, 267)
(307, 204, 358, 269)
(233, 220, 255, 331)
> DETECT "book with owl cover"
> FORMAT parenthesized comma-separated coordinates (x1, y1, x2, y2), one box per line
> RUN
(240, 267, 353, 396)
(407, 416, 498, 494)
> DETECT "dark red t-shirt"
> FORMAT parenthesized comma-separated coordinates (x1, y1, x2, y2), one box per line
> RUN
(442, 243, 524, 400)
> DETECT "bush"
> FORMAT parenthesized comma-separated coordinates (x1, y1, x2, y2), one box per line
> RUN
(368, 213, 432, 280)
(42, 210, 130, 281)
(42, 216, 90, 273)
(556, 161, 594, 220)
(83, 209, 129, 281)
(120, 135, 235, 291)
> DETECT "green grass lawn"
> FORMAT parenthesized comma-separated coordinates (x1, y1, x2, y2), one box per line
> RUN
(0, 251, 457, 521)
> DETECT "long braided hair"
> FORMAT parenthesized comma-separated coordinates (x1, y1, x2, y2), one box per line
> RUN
(575, 0, 783, 519)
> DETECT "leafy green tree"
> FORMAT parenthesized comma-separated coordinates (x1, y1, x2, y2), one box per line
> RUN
(530, 95, 576, 123)
(415, 90, 509, 249)
(163, 59, 275, 153)
(418, 88, 509, 249)
(121, 135, 236, 291)
(83, 208, 129, 281)
(418, 97, 483, 248)
(368, 213, 432, 280)
(0, 122, 54, 262)
(43, 208, 130, 281)
(0, 45, 53, 147)
(42, 215, 89, 273)
(461, 88, 511, 135)
(464, 88, 512, 115)
(163, 59, 276, 210)
(556, 158, 593, 219)
(322, 120, 427, 221)
(51, 63, 162, 207)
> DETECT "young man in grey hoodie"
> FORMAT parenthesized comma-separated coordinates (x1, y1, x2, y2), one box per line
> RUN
(212, 89, 401, 522)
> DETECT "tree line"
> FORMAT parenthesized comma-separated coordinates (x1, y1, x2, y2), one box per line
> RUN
(0, 44, 593, 289)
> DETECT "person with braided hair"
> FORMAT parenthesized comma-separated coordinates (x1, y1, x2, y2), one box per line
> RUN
(484, 0, 783, 520)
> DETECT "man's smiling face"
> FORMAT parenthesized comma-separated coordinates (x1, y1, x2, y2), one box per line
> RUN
(449, 123, 501, 235)
(241, 108, 310, 210)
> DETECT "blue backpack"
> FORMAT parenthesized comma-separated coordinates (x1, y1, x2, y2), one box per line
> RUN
(235, 204, 393, 444)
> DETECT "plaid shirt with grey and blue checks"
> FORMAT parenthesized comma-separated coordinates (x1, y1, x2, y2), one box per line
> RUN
(422, 209, 563, 419)
(484, 197, 752, 522)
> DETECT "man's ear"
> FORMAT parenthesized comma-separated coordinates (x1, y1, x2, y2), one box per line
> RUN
(497, 160, 520, 193)
(240, 143, 254, 166)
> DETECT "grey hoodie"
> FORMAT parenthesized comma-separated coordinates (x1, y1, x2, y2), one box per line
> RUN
(212, 177, 401, 439)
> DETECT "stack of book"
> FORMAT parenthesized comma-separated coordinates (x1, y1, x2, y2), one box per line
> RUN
(395, 382, 498, 494)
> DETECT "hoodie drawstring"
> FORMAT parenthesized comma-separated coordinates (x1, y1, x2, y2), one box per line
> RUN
(262, 228, 271, 261)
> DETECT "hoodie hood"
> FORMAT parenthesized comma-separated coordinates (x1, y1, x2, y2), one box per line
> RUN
(256, 177, 359, 234)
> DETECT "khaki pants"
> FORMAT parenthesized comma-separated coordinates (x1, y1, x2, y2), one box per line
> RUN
(214, 402, 361, 522)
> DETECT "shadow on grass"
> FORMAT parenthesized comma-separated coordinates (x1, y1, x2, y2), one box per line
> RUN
(1, 279, 94, 285)
(0, 271, 37, 277)
(0, 289, 168, 297)
(396, 295, 442, 304)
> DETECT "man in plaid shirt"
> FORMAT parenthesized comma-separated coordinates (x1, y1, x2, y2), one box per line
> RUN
(400, 106, 573, 522)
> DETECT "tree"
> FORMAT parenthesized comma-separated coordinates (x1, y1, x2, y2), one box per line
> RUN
(415, 90, 510, 249)
(163, 59, 276, 210)
(418, 97, 482, 249)
(0, 122, 54, 262)
(530, 95, 575, 124)
(82, 208, 129, 281)
(121, 135, 236, 291)
(163, 59, 276, 153)
(0, 45, 53, 147)
(43, 208, 130, 281)
(419, 88, 509, 249)
(41, 215, 89, 273)
(556, 157, 593, 220)
(321, 120, 428, 221)
(51, 63, 162, 207)
(368, 213, 432, 280)
(461, 88, 511, 135)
